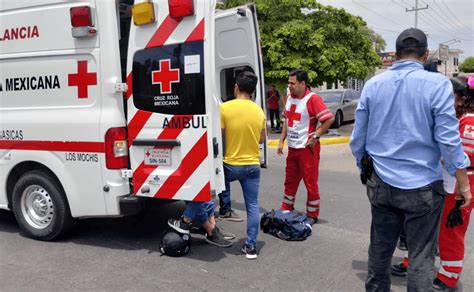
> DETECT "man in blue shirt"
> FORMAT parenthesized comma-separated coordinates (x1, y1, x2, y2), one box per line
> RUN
(350, 28, 472, 292)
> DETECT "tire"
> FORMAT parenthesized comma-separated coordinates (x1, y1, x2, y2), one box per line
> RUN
(12, 170, 75, 241)
(332, 111, 342, 129)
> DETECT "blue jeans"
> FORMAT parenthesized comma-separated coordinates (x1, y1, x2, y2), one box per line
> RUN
(183, 200, 215, 226)
(365, 171, 444, 292)
(219, 163, 261, 247)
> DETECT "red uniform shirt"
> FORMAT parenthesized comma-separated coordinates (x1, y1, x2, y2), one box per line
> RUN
(459, 113, 474, 165)
(283, 89, 333, 148)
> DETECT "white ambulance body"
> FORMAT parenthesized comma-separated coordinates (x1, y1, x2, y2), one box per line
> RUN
(0, 0, 266, 240)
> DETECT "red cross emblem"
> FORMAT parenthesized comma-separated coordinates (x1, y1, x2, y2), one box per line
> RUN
(151, 59, 180, 94)
(287, 104, 301, 127)
(464, 125, 474, 139)
(68, 60, 97, 99)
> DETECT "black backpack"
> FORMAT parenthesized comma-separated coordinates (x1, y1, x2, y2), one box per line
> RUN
(260, 210, 312, 241)
(159, 229, 191, 257)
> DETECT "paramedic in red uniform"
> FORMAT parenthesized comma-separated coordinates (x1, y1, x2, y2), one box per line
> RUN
(277, 69, 334, 223)
(434, 76, 474, 290)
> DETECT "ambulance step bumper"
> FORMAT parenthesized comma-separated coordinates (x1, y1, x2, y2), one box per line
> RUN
(119, 195, 142, 216)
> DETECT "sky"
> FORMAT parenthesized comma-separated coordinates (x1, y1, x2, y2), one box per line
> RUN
(317, 0, 474, 61)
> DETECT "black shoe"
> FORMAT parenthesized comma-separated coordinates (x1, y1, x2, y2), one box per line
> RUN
(241, 244, 258, 260)
(218, 209, 244, 222)
(191, 225, 235, 240)
(167, 218, 190, 234)
(432, 277, 452, 290)
(205, 227, 232, 247)
(390, 262, 407, 277)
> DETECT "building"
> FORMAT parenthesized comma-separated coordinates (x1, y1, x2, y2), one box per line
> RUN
(375, 49, 463, 77)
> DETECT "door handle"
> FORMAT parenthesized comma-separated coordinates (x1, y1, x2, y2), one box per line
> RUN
(132, 139, 181, 146)
(213, 137, 219, 158)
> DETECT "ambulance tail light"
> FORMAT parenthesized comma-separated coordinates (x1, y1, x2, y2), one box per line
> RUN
(105, 127, 130, 169)
(169, 0, 194, 19)
(70, 6, 97, 38)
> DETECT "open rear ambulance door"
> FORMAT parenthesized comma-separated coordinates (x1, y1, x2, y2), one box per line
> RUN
(126, 0, 222, 202)
(214, 4, 267, 167)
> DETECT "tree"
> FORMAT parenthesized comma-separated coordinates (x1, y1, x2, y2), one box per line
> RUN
(360, 27, 386, 52)
(218, 0, 382, 87)
(459, 57, 474, 73)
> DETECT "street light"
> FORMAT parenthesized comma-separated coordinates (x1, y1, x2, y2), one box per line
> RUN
(441, 39, 460, 46)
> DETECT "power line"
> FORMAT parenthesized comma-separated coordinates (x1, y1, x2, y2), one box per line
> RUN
(425, 0, 474, 39)
(352, 0, 406, 29)
(371, 26, 401, 34)
(440, 0, 473, 35)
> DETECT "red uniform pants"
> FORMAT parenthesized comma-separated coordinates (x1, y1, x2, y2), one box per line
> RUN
(437, 192, 472, 288)
(281, 144, 321, 218)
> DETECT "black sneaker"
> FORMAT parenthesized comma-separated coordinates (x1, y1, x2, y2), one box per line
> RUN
(167, 218, 190, 234)
(241, 244, 258, 260)
(218, 209, 244, 222)
(191, 225, 235, 240)
(390, 262, 407, 277)
(205, 227, 232, 247)
(432, 277, 453, 290)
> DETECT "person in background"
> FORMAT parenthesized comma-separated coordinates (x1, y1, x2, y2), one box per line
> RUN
(266, 84, 281, 131)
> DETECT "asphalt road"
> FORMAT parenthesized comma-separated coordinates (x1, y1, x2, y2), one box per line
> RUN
(0, 141, 473, 291)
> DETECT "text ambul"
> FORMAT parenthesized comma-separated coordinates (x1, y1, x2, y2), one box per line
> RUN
(162, 116, 206, 129)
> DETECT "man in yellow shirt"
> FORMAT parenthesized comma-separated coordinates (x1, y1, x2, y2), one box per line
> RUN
(219, 71, 266, 259)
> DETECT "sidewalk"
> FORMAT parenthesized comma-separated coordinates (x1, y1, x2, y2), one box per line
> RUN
(266, 122, 353, 148)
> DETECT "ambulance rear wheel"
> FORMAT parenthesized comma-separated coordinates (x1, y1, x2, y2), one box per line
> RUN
(12, 170, 75, 241)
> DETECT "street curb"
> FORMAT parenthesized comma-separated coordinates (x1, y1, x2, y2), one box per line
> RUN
(267, 136, 350, 148)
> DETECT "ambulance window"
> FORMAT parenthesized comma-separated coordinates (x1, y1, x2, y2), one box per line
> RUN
(219, 66, 255, 102)
(132, 42, 205, 115)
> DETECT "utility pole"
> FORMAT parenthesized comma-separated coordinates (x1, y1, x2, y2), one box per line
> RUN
(405, 0, 429, 28)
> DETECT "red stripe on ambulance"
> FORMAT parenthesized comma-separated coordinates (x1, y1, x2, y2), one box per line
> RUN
(146, 15, 182, 48)
(153, 132, 208, 199)
(185, 18, 204, 42)
(127, 110, 153, 146)
(132, 115, 192, 194)
(0, 140, 104, 153)
(192, 181, 211, 202)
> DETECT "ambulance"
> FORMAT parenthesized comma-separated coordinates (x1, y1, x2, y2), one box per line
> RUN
(0, 0, 267, 240)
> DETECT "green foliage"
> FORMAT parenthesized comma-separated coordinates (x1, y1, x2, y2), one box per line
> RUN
(219, 0, 382, 88)
(459, 57, 474, 73)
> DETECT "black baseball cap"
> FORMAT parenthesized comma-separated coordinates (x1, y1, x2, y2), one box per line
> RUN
(396, 28, 428, 51)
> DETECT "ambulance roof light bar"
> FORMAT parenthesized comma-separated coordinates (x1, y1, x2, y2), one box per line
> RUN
(168, 0, 194, 19)
(70, 6, 97, 38)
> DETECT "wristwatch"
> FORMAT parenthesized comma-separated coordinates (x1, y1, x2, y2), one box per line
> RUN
(312, 132, 320, 140)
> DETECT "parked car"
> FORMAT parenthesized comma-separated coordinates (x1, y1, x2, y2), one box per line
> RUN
(316, 89, 360, 128)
